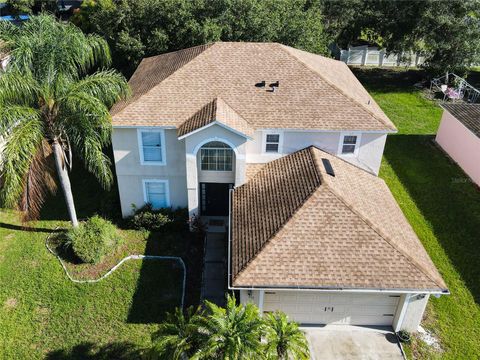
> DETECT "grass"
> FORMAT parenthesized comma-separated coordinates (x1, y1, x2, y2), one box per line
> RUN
(356, 67, 480, 359)
(0, 166, 203, 359)
(353, 68, 443, 134)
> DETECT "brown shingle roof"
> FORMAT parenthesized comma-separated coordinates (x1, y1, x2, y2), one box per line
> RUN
(442, 103, 480, 138)
(111, 43, 213, 115)
(112, 42, 397, 132)
(231, 147, 447, 292)
(177, 97, 254, 138)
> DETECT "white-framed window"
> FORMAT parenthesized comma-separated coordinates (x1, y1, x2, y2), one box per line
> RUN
(137, 129, 166, 165)
(338, 133, 361, 156)
(200, 141, 234, 171)
(263, 131, 283, 154)
(142, 179, 170, 209)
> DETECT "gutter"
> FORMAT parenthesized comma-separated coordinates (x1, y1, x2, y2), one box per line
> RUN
(229, 285, 449, 296)
(112, 124, 397, 134)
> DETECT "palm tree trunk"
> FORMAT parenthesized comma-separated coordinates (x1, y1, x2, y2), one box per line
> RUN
(52, 140, 79, 227)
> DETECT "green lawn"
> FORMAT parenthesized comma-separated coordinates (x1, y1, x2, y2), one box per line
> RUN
(357, 68, 480, 359)
(353, 68, 443, 134)
(0, 168, 202, 359)
(0, 213, 186, 359)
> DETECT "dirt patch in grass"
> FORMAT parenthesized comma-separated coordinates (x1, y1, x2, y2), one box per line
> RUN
(4, 297, 17, 309)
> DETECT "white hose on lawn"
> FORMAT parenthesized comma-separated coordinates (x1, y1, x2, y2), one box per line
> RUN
(45, 232, 186, 309)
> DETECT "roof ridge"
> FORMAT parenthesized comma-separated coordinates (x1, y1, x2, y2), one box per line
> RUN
(278, 44, 395, 131)
(141, 42, 216, 62)
(113, 43, 216, 118)
(323, 186, 445, 289)
(233, 148, 322, 278)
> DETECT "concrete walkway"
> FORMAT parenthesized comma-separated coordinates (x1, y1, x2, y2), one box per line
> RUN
(201, 232, 227, 306)
(304, 326, 404, 360)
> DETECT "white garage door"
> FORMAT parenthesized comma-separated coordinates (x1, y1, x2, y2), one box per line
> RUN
(263, 292, 400, 326)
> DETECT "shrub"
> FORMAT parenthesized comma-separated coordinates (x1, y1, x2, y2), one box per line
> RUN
(129, 210, 171, 231)
(66, 215, 119, 264)
(127, 204, 188, 232)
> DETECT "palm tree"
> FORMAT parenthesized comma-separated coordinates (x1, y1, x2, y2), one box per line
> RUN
(263, 312, 310, 360)
(0, 15, 129, 226)
(149, 306, 204, 360)
(195, 294, 264, 360)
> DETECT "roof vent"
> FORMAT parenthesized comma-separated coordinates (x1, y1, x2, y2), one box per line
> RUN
(267, 81, 279, 92)
(255, 81, 266, 88)
(321, 158, 335, 177)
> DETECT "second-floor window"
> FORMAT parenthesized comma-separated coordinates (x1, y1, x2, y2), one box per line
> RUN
(341, 134, 358, 154)
(265, 133, 281, 153)
(139, 129, 166, 165)
(200, 141, 233, 171)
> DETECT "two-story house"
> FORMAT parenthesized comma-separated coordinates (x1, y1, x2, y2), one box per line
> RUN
(111, 42, 448, 332)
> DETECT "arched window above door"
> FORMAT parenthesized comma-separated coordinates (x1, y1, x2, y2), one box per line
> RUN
(200, 141, 234, 171)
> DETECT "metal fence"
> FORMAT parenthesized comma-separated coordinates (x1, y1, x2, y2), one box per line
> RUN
(339, 45, 426, 67)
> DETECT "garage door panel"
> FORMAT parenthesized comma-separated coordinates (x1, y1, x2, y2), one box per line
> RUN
(263, 292, 400, 326)
(347, 315, 395, 326)
(351, 294, 400, 305)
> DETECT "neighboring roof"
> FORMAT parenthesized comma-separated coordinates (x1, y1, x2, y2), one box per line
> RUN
(177, 97, 254, 138)
(442, 103, 480, 138)
(112, 42, 397, 132)
(231, 147, 447, 292)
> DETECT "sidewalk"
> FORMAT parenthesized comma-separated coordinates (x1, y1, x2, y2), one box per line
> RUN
(200, 232, 226, 306)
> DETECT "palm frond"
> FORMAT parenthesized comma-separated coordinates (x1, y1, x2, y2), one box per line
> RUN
(1, 116, 44, 209)
(264, 311, 310, 360)
(19, 140, 57, 222)
(6, 15, 112, 78)
(0, 105, 40, 137)
(65, 70, 130, 108)
(0, 71, 37, 107)
(0, 19, 18, 43)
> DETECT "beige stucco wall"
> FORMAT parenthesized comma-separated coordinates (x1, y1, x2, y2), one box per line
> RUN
(239, 289, 263, 309)
(112, 127, 188, 217)
(356, 133, 388, 174)
(403, 294, 429, 332)
(112, 125, 389, 217)
(184, 124, 247, 217)
(245, 130, 387, 175)
(436, 111, 480, 186)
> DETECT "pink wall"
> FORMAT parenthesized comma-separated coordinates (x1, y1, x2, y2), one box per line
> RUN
(436, 111, 480, 186)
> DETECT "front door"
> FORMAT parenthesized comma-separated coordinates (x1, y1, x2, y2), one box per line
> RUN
(200, 183, 234, 216)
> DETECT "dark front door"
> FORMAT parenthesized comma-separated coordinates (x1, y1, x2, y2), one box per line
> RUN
(200, 183, 234, 216)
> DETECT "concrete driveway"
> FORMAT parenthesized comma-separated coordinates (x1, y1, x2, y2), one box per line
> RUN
(304, 326, 404, 360)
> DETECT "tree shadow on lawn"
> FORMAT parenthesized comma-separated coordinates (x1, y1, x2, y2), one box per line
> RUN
(351, 67, 429, 92)
(383, 135, 480, 303)
(126, 228, 205, 324)
(0, 221, 61, 233)
(46, 342, 144, 360)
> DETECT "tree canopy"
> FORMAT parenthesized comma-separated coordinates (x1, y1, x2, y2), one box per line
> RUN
(321, 0, 480, 74)
(72, 0, 329, 76)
